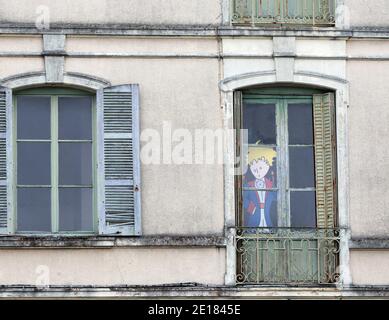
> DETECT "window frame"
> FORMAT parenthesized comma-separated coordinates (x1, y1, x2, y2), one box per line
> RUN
(12, 88, 97, 235)
(235, 88, 340, 285)
(241, 94, 316, 228)
(236, 87, 338, 230)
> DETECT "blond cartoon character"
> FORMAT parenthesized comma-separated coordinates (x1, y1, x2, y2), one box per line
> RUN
(243, 147, 277, 228)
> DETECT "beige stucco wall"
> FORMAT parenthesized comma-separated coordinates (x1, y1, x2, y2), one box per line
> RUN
(347, 53, 389, 238)
(0, 36, 42, 52)
(350, 250, 389, 285)
(2, 0, 388, 28)
(0, 248, 225, 285)
(344, 0, 389, 27)
(66, 37, 219, 55)
(0, 0, 221, 25)
(0, 57, 44, 79)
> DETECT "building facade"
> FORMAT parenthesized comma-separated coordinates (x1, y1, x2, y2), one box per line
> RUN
(0, 0, 389, 298)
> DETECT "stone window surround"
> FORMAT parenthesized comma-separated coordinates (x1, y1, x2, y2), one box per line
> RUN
(219, 35, 351, 287)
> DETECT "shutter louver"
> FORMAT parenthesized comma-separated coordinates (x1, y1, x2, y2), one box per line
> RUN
(99, 85, 141, 235)
(313, 93, 337, 229)
(0, 89, 9, 234)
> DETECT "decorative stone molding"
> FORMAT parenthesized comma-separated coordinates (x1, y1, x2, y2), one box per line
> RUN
(273, 37, 296, 81)
(0, 71, 110, 90)
(43, 34, 66, 55)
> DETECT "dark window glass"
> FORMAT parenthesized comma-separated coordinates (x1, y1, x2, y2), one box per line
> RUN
(17, 142, 51, 185)
(17, 96, 51, 139)
(58, 97, 92, 140)
(288, 103, 314, 145)
(289, 146, 315, 188)
(17, 188, 51, 232)
(243, 103, 276, 145)
(290, 191, 316, 228)
(59, 188, 93, 232)
(59, 143, 92, 186)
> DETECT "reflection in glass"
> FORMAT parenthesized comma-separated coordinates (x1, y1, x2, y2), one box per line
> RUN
(243, 103, 276, 145)
(289, 146, 315, 188)
(17, 188, 51, 232)
(288, 103, 314, 145)
(59, 97, 92, 140)
(17, 142, 51, 185)
(59, 188, 93, 232)
(17, 96, 51, 139)
(59, 143, 92, 185)
(243, 190, 278, 228)
(290, 191, 317, 228)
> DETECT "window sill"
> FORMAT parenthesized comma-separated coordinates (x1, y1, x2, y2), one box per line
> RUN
(0, 235, 227, 248)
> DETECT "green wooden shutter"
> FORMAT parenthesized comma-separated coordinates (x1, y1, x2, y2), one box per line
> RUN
(98, 85, 141, 235)
(0, 88, 10, 234)
(313, 93, 337, 229)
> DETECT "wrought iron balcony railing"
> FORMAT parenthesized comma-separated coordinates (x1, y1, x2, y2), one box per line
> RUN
(231, 0, 336, 26)
(235, 227, 340, 284)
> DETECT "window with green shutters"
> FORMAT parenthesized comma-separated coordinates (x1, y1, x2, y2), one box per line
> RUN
(235, 88, 339, 284)
(0, 85, 141, 236)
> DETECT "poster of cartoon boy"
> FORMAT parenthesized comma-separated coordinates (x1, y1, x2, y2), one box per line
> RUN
(243, 147, 277, 228)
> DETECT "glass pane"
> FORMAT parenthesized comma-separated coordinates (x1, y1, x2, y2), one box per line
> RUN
(17, 188, 51, 232)
(289, 146, 315, 188)
(243, 103, 276, 145)
(59, 143, 92, 185)
(59, 188, 93, 232)
(17, 96, 51, 139)
(243, 190, 278, 228)
(58, 97, 92, 140)
(244, 146, 277, 187)
(290, 191, 316, 228)
(17, 142, 51, 185)
(288, 103, 314, 145)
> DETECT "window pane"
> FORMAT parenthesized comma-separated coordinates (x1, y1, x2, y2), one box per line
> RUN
(243, 103, 276, 145)
(288, 103, 314, 145)
(245, 146, 277, 187)
(243, 190, 277, 228)
(59, 188, 93, 232)
(59, 143, 92, 185)
(58, 97, 92, 140)
(289, 146, 315, 188)
(17, 142, 51, 185)
(17, 188, 51, 232)
(290, 191, 316, 228)
(17, 96, 51, 139)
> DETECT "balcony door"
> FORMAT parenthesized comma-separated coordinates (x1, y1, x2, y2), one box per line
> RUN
(235, 88, 339, 284)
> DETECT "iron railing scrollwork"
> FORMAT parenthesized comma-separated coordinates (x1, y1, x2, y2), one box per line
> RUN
(235, 227, 340, 284)
(231, 0, 336, 26)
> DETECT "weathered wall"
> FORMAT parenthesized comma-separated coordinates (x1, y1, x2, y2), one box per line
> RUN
(0, 57, 44, 78)
(344, 0, 389, 27)
(0, 0, 222, 25)
(350, 250, 389, 285)
(347, 42, 389, 238)
(0, 248, 225, 285)
(0, 36, 44, 77)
